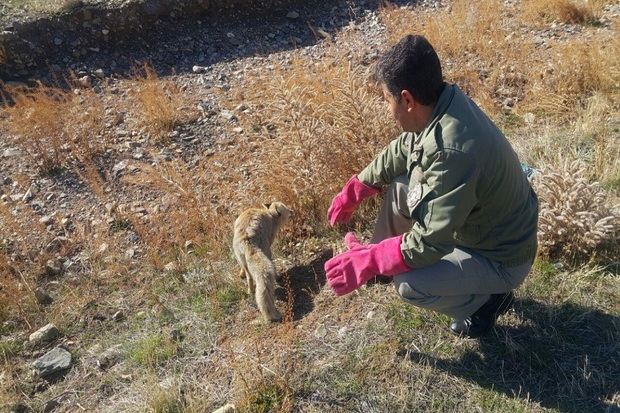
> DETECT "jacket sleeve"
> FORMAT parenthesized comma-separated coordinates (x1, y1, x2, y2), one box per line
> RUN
(356, 132, 411, 187)
(401, 148, 480, 268)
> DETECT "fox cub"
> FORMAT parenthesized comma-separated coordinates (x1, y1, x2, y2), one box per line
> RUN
(233, 202, 293, 322)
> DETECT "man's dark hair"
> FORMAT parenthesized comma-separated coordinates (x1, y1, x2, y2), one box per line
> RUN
(374, 35, 444, 106)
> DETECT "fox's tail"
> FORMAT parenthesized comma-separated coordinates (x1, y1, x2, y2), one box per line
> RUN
(246, 250, 282, 322)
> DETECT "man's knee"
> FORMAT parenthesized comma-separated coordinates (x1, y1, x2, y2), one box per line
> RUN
(394, 277, 433, 306)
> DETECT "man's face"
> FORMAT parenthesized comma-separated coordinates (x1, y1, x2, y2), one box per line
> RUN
(382, 84, 404, 126)
(381, 83, 416, 132)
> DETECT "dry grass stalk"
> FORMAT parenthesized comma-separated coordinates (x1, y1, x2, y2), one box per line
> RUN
(534, 160, 619, 259)
(125, 65, 198, 140)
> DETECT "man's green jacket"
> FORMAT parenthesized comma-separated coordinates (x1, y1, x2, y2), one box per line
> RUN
(358, 83, 538, 268)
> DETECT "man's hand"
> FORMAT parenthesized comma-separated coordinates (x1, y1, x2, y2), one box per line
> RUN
(325, 233, 411, 295)
(327, 176, 381, 226)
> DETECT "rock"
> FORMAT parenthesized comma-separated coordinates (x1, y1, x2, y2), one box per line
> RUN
(79, 75, 93, 87)
(112, 160, 128, 176)
(32, 347, 72, 378)
(164, 261, 177, 272)
(220, 110, 236, 121)
(96, 345, 123, 370)
(92, 68, 105, 78)
(524, 112, 536, 124)
(34, 287, 53, 305)
(2, 148, 22, 158)
(212, 404, 236, 413)
(286, 11, 300, 19)
(40, 215, 54, 226)
(314, 323, 327, 339)
(45, 259, 63, 277)
(29, 323, 59, 343)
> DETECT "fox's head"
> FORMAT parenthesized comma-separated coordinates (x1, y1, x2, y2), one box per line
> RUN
(264, 202, 294, 223)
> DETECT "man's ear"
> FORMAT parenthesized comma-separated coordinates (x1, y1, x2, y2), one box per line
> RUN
(400, 90, 415, 112)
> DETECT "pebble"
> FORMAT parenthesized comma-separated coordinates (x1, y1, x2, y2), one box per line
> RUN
(29, 323, 59, 343)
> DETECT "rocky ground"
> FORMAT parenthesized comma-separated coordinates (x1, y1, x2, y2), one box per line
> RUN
(0, 0, 410, 263)
(0, 0, 406, 81)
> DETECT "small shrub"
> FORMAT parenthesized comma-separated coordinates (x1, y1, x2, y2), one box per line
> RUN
(129, 333, 180, 369)
(147, 384, 186, 413)
(243, 382, 292, 413)
(521, 0, 594, 25)
(1, 80, 108, 174)
(533, 160, 619, 259)
(125, 65, 198, 140)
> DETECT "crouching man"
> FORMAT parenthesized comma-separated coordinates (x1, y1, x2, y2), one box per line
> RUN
(324, 34, 538, 338)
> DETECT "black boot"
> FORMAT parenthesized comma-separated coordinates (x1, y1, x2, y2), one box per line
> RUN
(450, 292, 515, 338)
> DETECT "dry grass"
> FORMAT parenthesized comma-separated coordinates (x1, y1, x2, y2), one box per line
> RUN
(2, 84, 86, 173)
(120, 157, 241, 263)
(520, 0, 604, 25)
(379, 0, 620, 121)
(228, 40, 400, 226)
(0, 0, 619, 412)
(1, 76, 111, 174)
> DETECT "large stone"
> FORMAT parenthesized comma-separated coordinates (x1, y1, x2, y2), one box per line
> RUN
(32, 347, 72, 378)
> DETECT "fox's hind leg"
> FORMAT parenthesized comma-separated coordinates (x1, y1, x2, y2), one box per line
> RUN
(255, 266, 282, 322)
(233, 243, 254, 294)
(246, 270, 255, 295)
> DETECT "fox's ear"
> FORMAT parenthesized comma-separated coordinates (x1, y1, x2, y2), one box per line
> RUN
(263, 203, 272, 209)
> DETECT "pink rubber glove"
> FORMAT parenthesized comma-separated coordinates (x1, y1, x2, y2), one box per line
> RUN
(325, 233, 411, 296)
(327, 175, 381, 226)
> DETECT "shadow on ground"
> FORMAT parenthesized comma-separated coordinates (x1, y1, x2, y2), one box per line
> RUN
(1, 0, 412, 84)
(402, 298, 620, 413)
(277, 249, 331, 321)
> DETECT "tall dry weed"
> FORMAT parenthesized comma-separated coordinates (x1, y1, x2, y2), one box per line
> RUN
(233, 46, 399, 226)
(120, 157, 241, 262)
(1, 80, 108, 173)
